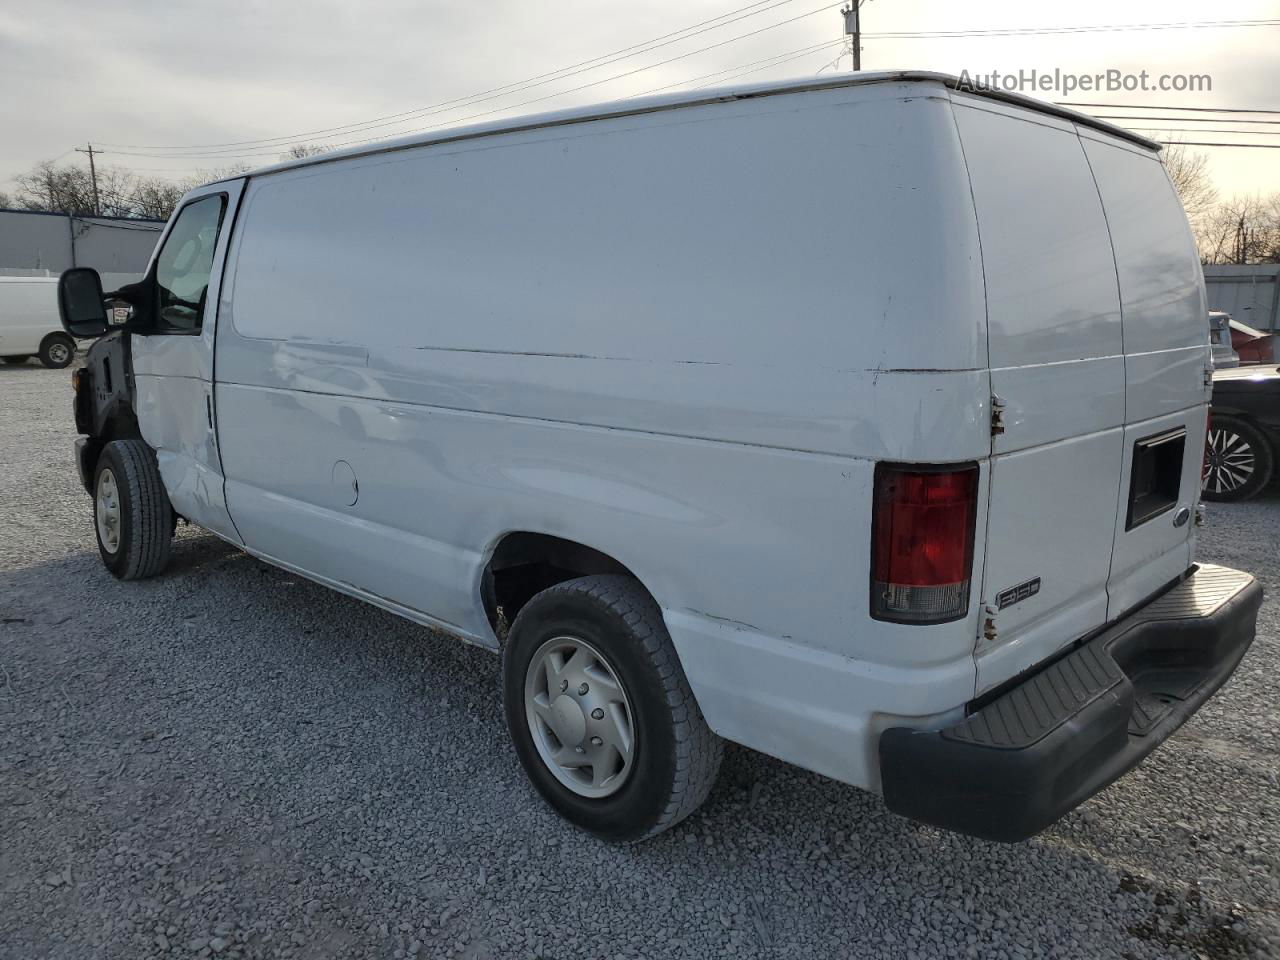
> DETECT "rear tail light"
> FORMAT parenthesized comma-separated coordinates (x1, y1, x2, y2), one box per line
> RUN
(871, 463, 978, 623)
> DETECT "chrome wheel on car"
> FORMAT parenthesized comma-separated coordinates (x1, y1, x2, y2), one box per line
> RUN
(95, 467, 121, 554)
(46, 341, 70, 365)
(1204, 426, 1256, 497)
(524, 635, 635, 799)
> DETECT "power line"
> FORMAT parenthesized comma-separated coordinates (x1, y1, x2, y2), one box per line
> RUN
(104, 0, 855, 161)
(96, 0, 805, 153)
(1, 148, 77, 191)
(635, 38, 844, 96)
(1061, 101, 1280, 114)
(1154, 140, 1280, 149)
(1126, 127, 1280, 136)
(710, 39, 846, 84)
(95, 17, 1279, 158)
(1090, 115, 1280, 125)
(108, 108, 1280, 169)
(72, 40, 846, 181)
(868, 18, 1278, 38)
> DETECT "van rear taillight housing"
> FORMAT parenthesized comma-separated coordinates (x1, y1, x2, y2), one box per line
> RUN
(871, 464, 978, 624)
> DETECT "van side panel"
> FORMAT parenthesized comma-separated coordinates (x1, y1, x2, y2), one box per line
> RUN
(214, 83, 990, 789)
(949, 97, 1127, 692)
(1079, 133, 1208, 617)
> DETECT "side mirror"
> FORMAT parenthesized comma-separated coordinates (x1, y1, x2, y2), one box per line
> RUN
(58, 268, 109, 339)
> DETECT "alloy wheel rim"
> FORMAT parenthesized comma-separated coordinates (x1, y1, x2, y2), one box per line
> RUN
(96, 468, 121, 553)
(1204, 427, 1255, 495)
(524, 635, 635, 798)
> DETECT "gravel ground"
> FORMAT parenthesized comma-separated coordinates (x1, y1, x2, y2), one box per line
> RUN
(1, 361, 1278, 960)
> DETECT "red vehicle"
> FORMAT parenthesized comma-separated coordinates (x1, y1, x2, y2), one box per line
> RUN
(1229, 316, 1275, 365)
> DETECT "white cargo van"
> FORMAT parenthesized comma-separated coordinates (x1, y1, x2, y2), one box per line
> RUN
(58, 72, 1260, 842)
(0, 276, 77, 367)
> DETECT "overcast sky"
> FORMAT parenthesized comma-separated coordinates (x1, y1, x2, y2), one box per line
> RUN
(2, 0, 1276, 200)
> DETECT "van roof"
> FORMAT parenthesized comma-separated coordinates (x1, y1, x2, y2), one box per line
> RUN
(226, 70, 1160, 184)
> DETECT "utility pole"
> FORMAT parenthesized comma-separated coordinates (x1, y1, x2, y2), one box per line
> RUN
(842, 2, 864, 71)
(74, 143, 101, 216)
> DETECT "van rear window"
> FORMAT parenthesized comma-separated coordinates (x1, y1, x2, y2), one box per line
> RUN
(1126, 428, 1186, 530)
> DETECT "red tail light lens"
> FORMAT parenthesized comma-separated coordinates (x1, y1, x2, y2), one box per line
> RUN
(871, 464, 978, 623)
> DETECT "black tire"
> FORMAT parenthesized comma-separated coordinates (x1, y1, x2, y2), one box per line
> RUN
(2, 355, 30, 365)
(502, 575, 722, 842)
(1202, 415, 1273, 502)
(93, 439, 174, 579)
(38, 333, 75, 369)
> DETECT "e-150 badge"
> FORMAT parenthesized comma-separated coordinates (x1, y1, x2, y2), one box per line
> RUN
(996, 577, 1041, 610)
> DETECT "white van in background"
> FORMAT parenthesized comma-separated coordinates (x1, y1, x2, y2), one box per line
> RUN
(57, 72, 1260, 843)
(0, 276, 77, 367)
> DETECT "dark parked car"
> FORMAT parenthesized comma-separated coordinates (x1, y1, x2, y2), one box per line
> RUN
(1206, 365, 1280, 501)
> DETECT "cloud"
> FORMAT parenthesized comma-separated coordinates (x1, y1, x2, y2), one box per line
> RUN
(2, 0, 1277, 196)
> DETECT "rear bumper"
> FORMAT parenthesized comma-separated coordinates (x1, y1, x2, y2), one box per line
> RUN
(879, 563, 1262, 842)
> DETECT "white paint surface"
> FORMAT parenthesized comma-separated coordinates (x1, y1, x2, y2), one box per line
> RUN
(124, 76, 1209, 792)
(0, 277, 61, 357)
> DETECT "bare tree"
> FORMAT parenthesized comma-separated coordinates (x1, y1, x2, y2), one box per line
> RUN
(135, 165, 252, 219)
(14, 159, 138, 217)
(1266, 194, 1280, 263)
(1201, 194, 1280, 265)
(280, 143, 330, 161)
(1162, 143, 1218, 234)
(191, 164, 252, 182)
(14, 160, 97, 215)
(6, 158, 253, 221)
(0, 191, 11, 209)
(131, 179, 188, 221)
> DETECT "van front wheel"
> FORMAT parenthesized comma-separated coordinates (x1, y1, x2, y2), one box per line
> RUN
(93, 440, 174, 579)
(502, 575, 722, 842)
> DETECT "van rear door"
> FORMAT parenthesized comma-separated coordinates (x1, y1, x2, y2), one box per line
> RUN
(951, 93, 1209, 693)
(949, 95, 1129, 692)
(1079, 132, 1210, 617)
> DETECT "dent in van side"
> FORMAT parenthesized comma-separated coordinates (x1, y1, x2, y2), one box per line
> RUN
(132, 182, 246, 545)
(210, 81, 991, 792)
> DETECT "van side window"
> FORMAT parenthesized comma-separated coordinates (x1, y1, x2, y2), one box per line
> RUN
(155, 195, 227, 333)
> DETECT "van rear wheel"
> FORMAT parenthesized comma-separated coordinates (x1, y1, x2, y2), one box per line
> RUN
(1202, 415, 1273, 503)
(502, 575, 722, 842)
(93, 440, 174, 579)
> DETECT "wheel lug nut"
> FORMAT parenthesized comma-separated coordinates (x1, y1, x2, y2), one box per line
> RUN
(574, 746, 585, 753)
(577, 682, 589, 695)
(590, 736, 602, 746)
(591, 708, 604, 720)
(559, 680, 568, 692)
